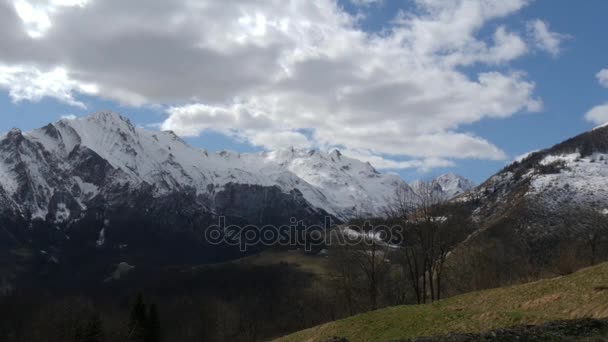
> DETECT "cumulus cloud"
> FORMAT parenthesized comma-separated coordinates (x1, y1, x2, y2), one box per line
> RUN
(584, 70, 608, 128)
(597, 69, 608, 88)
(0, 65, 97, 107)
(0, 0, 558, 170)
(527, 19, 567, 56)
(248, 130, 312, 150)
(585, 104, 608, 125)
(12, 0, 88, 38)
(341, 148, 455, 172)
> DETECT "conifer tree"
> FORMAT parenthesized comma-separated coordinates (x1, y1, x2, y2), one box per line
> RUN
(82, 313, 104, 342)
(128, 294, 148, 342)
(146, 303, 161, 342)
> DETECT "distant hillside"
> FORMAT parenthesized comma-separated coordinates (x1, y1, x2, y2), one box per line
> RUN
(468, 124, 608, 223)
(438, 125, 608, 293)
(277, 262, 608, 342)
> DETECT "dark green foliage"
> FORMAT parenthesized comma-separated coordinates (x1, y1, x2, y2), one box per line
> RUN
(79, 314, 104, 342)
(128, 294, 149, 342)
(127, 294, 162, 342)
(146, 304, 161, 342)
(537, 160, 568, 175)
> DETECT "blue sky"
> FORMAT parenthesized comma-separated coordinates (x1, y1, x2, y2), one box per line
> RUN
(0, 0, 607, 184)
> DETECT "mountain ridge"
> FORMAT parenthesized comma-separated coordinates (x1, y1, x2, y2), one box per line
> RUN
(0, 111, 476, 223)
(441, 124, 608, 292)
(0, 111, 400, 222)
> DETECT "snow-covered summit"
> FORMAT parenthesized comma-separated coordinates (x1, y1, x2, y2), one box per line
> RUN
(434, 173, 476, 198)
(410, 173, 475, 199)
(0, 112, 410, 221)
(593, 122, 608, 131)
(465, 124, 608, 225)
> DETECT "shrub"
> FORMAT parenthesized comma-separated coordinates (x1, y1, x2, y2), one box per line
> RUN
(537, 160, 568, 175)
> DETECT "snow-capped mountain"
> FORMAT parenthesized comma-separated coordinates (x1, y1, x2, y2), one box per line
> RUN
(444, 124, 608, 290)
(408, 125, 608, 293)
(410, 173, 475, 199)
(434, 173, 476, 198)
(464, 124, 608, 224)
(0, 111, 407, 223)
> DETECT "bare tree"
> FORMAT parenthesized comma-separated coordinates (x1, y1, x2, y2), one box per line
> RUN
(390, 181, 471, 303)
(329, 238, 359, 316)
(330, 223, 393, 311)
(355, 231, 391, 310)
(570, 206, 608, 266)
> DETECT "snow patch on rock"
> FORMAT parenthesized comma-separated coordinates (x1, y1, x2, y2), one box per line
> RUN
(529, 153, 608, 207)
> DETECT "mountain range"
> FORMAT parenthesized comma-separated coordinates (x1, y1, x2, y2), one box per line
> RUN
(0, 112, 475, 286)
(3, 111, 607, 292)
(0, 111, 472, 224)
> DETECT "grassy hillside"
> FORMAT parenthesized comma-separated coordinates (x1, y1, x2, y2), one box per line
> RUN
(277, 262, 608, 342)
(230, 249, 332, 278)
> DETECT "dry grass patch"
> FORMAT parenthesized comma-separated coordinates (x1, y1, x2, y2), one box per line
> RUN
(277, 262, 608, 342)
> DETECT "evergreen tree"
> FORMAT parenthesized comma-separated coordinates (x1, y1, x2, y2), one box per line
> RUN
(73, 313, 104, 342)
(146, 303, 161, 342)
(81, 314, 104, 342)
(128, 294, 148, 342)
(74, 324, 84, 342)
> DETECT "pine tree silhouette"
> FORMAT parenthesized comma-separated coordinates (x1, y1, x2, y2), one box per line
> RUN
(128, 293, 148, 342)
(127, 293, 162, 342)
(81, 313, 104, 342)
(146, 303, 161, 342)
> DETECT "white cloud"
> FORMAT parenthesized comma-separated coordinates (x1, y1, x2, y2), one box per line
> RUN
(527, 19, 567, 56)
(0, 65, 97, 107)
(60, 114, 76, 120)
(13, 0, 50, 38)
(12, 0, 87, 38)
(248, 130, 312, 150)
(341, 148, 455, 172)
(584, 70, 608, 128)
(597, 69, 608, 88)
(585, 104, 608, 125)
(0, 0, 558, 170)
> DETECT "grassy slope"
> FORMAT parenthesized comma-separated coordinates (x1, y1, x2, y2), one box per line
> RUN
(231, 250, 332, 277)
(278, 262, 608, 342)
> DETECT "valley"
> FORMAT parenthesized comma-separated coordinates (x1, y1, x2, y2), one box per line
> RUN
(1, 113, 608, 341)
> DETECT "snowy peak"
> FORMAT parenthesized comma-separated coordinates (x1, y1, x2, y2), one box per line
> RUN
(465, 124, 608, 226)
(0, 112, 411, 221)
(434, 173, 476, 197)
(410, 173, 475, 199)
(260, 147, 406, 218)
